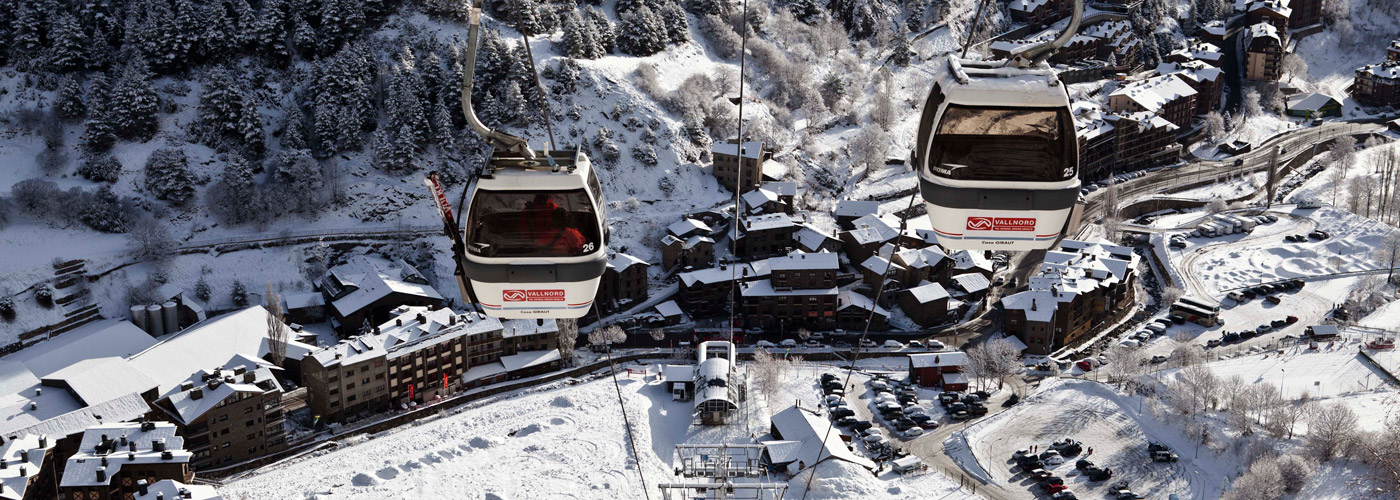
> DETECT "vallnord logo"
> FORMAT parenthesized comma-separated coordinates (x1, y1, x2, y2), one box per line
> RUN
(966, 217, 993, 230)
(966, 217, 1037, 232)
(503, 290, 566, 302)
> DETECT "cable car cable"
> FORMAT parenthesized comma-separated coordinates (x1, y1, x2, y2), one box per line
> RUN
(593, 308, 652, 500)
(799, 192, 920, 500)
(509, 0, 557, 151)
(959, 0, 993, 58)
(726, 0, 751, 352)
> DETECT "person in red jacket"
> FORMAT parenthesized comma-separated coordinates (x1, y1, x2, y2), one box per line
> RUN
(522, 194, 585, 256)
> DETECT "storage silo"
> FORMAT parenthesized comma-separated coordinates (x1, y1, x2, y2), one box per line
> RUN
(162, 301, 179, 334)
(130, 305, 148, 333)
(146, 304, 165, 336)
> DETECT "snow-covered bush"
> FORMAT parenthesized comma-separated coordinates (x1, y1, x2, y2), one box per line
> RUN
(10, 179, 62, 218)
(78, 154, 122, 183)
(78, 186, 135, 233)
(36, 148, 67, 175)
(194, 275, 213, 302)
(631, 143, 658, 166)
(144, 148, 196, 204)
(232, 280, 249, 307)
(0, 293, 15, 320)
(34, 283, 53, 307)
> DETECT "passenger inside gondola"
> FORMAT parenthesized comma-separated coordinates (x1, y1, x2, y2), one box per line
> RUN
(468, 190, 599, 258)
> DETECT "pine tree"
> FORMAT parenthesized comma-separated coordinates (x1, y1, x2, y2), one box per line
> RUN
(631, 142, 658, 166)
(431, 101, 456, 152)
(685, 0, 727, 16)
(144, 148, 196, 204)
(198, 3, 241, 63)
(108, 59, 160, 141)
(78, 186, 131, 233)
(251, 0, 291, 65)
(194, 275, 212, 302)
(87, 25, 115, 70)
(385, 68, 431, 148)
(889, 36, 912, 66)
(587, 8, 617, 54)
(231, 280, 249, 306)
(212, 155, 257, 222)
(515, 0, 545, 35)
(658, 2, 690, 44)
(313, 46, 376, 154)
(906, 0, 925, 32)
(318, 0, 365, 55)
(10, 2, 45, 63)
(56, 75, 86, 120)
(497, 81, 528, 127)
(558, 10, 603, 59)
(273, 149, 326, 212)
(374, 124, 422, 172)
(78, 154, 122, 182)
(281, 111, 309, 151)
(48, 13, 88, 72)
(617, 6, 669, 56)
(292, 14, 317, 59)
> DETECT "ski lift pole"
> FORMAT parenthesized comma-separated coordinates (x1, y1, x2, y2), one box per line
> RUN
(1012, 0, 1085, 67)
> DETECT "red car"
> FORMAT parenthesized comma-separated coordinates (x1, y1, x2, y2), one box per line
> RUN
(1043, 482, 1069, 494)
(1285, 315, 1299, 324)
(1076, 360, 1093, 372)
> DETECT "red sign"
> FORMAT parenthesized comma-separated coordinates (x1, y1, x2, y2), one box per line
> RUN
(503, 290, 566, 302)
(966, 217, 1037, 232)
(409, 383, 415, 400)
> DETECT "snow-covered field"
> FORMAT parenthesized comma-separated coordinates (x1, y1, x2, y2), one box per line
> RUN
(221, 359, 983, 500)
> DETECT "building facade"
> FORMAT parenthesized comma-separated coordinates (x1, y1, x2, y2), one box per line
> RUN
(1000, 239, 1139, 355)
(1108, 74, 1198, 128)
(150, 365, 287, 469)
(711, 141, 767, 193)
(59, 422, 193, 500)
(1245, 23, 1284, 81)
(740, 253, 839, 331)
(0, 434, 57, 500)
(736, 214, 797, 259)
(1354, 61, 1400, 107)
(908, 352, 969, 389)
(595, 254, 649, 315)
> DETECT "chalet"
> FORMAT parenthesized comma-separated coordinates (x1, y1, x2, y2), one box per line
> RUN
(133, 480, 222, 500)
(836, 291, 889, 331)
(899, 282, 950, 328)
(595, 253, 649, 315)
(1001, 239, 1138, 355)
(712, 140, 768, 193)
(1354, 61, 1400, 108)
(59, 422, 193, 500)
(1155, 61, 1224, 116)
(1201, 21, 1228, 44)
(1285, 93, 1342, 118)
(741, 187, 782, 215)
(859, 255, 903, 293)
(1245, 0, 1291, 35)
(0, 434, 57, 500)
(678, 266, 743, 316)
(668, 218, 714, 239)
(736, 214, 798, 259)
(841, 214, 899, 264)
(950, 273, 992, 301)
(662, 234, 715, 271)
(1083, 20, 1140, 72)
(318, 259, 444, 336)
(1165, 40, 1224, 67)
(891, 246, 950, 287)
(834, 201, 879, 230)
(1244, 23, 1284, 81)
(794, 224, 840, 253)
(149, 363, 287, 469)
(766, 406, 875, 474)
(1008, 0, 1072, 26)
(740, 253, 839, 331)
(1391, 40, 1400, 62)
(908, 352, 969, 390)
(653, 300, 685, 326)
(1108, 74, 1199, 127)
(950, 250, 995, 279)
(762, 182, 797, 214)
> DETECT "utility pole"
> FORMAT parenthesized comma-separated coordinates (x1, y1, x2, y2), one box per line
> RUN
(1265, 145, 1280, 208)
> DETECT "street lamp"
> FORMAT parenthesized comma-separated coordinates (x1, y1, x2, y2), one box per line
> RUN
(1280, 368, 1286, 399)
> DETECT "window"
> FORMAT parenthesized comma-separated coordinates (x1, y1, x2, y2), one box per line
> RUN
(347, 395, 357, 402)
(928, 105, 1075, 182)
(374, 359, 384, 367)
(246, 419, 255, 427)
(222, 442, 231, 449)
(465, 190, 601, 258)
(362, 377, 369, 385)
(219, 415, 228, 422)
(360, 366, 368, 373)
(375, 373, 385, 380)
(220, 429, 229, 436)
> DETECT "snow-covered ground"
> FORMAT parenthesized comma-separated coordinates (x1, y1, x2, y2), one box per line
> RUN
(221, 359, 984, 500)
(1169, 172, 1266, 202)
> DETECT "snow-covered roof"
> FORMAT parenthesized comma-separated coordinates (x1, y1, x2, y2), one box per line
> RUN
(951, 250, 994, 273)
(679, 265, 747, 287)
(500, 350, 561, 372)
(768, 406, 875, 472)
(847, 214, 899, 245)
(909, 351, 967, 368)
(711, 141, 764, 159)
(61, 422, 190, 488)
(46, 358, 157, 406)
(609, 253, 648, 272)
(742, 188, 779, 213)
(0, 392, 149, 440)
(1110, 74, 1198, 113)
(1203, 20, 1227, 36)
(1168, 42, 1223, 63)
(662, 365, 694, 384)
(134, 480, 222, 500)
(860, 254, 903, 275)
(1286, 93, 1341, 113)
(311, 306, 503, 367)
(1002, 238, 1136, 322)
(655, 300, 683, 318)
(759, 440, 804, 465)
(1155, 61, 1223, 83)
(762, 182, 797, 196)
(163, 365, 279, 425)
(0, 434, 54, 500)
(461, 361, 507, 382)
(942, 372, 970, 385)
(951, 273, 991, 294)
(795, 225, 837, 250)
(1247, 0, 1291, 17)
(1357, 62, 1400, 80)
(742, 213, 796, 232)
(768, 252, 839, 272)
(906, 282, 949, 304)
(668, 218, 713, 238)
(834, 200, 879, 218)
(894, 247, 947, 269)
(1008, 0, 1050, 13)
(740, 279, 838, 297)
(1083, 20, 1131, 40)
(127, 306, 315, 398)
(283, 292, 324, 310)
(837, 291, 889, 317)
(1247, 22, 1282, 45)
(1, 320, 156, 378)
(328, 269, 443, 318)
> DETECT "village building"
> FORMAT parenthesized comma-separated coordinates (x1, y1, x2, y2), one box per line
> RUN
(907, 351, 969, 389)
(711, 141, 769, 193)
(59, 422, 193, 500)
(1000, 239, 1139, 355)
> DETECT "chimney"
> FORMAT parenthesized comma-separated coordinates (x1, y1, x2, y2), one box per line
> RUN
(180, 381, 194, 392)
(34, 388, 40, 396)
(396, 319, 403, 327)
(17, 466, 24, 477)
(157, 494, 165, 500)
(234, 365, 246, 375)
(141, 421, 156, 432)
(19, 450, 28, 462)
(29, 402, 36, 411)
(153, 439, 166, 452)
(101, 456, 107, 466)
(38, 435, 46, 448)
(416, 313, 426, 324)
(1032, 298, 1038, 311)
(1, 459, 6, 469)
(190, 388, 203, 400)
(129, 440, 137, 453)
(138, 479, 149, 495)
(450, 315, 457, 326)
(129, 452, 135, 461)
(96, 467, 106, 483)
(244, 371, 256, 383)
(161, 450, 173, 460)
(120, 435, 128, 446)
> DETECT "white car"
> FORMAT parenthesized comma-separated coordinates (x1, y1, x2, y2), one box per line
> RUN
(780, 339, 797, 347)
(903, 427, 925, 438)
(903, 405, 928, 416)
(809, 332, 826, 340)
(926, 340, 947, 350)
(883, 340, 905, 349)
(870, 380, 890, 391)
(859, 339, 878, 348)
(1119, 339, 1140, 348)
(803, 340, 824, 348)
(755, 340, 776, 348)
(1042, 451, 1065, 465)
(824, 395, 843, 405)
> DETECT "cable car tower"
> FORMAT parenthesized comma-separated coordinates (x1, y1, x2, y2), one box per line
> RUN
(425, 0, 608, 319)
(913, 0, 1087, 251)
(658, 444, 788, 500)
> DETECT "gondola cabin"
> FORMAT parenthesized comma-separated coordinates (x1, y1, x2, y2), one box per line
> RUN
(462, 148, 608, 318)
(913, 59, 1084, 251)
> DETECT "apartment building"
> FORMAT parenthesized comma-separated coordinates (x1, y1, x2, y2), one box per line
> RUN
(594, 253, 649, 315)
(735, 213, 797, 259)
(1108, 73, 1198, 127)
(740, 253, 839, 331)
(1155, 60, 1224, 115)
(59, 422, 193, 500)
(1001, 239, 1139, 355)
(150, 363, 286, 469)
(1245, 23, 1285, 81)
(1245, 0, 1291, 35)
(1354, 61, 1400, 108)
(0, 434, 57, 500)
(711, 140, 768, 193)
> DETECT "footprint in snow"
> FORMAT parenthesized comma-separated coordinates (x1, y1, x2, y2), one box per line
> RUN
(375, 466, 399, 481)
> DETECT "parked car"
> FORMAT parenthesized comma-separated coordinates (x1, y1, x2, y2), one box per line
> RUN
(851, 421, 874, 433)
(836, 415, 858, 426)
(967, 404, 988, 416)
(1150, 355, 1169, 364)
(1013, 448, 1032, 459)
(948, 402, 968, 413)
(1075, 459, 1095, 471)
(831, 408, 855, 419)
(903, 427, 925, 438)
(1266, 295, 1282, 305)
(1042, 481, 1068, 494)
(859, 339, 878, 348)
(883, 340, 905, 349)
(1227, 292, 1245, 302)
(1286, 315, 1298, 324)
(951, 411, 970, 421)
(926, 339, 947, 350)
(1087, 466, 1115, 480)
(893, 418, 917, 431)
(1256, 324, 1272, 334)
(824, 395, 843, 405)
(755, 340, 776, 348)
(1030, 469, 1054, 481)
(1271, 319, 1288, 329)
(780, 339, 797, 347)
(1052, 492, 1079, 500)
(1040, 450, 1064, 465)
(911, 414, 939, 429)
(1076, 360, 1094, 371)
(1003, 394, 1020, 407)
(1207, 339, 1223, 348)
(1151, 450, 1179, 462)
(803, 340, 824, 348)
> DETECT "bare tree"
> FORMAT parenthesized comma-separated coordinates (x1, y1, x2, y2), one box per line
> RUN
(1275, 454, 1315, 494)
(1161, 286, 1185, 308)
(1346, 176, 1368, 214)
(1356, 413, 1400, 496)
(265, 283, 288, 365)
(1205, 197, 1227, 214)
(1379, 232, 1400, 285)
(589, 324, 628, 349)
(1305, 402, 1358, 461)
(650, 328, 666, 343)
(1265, 146, 1280, 207)
(1102, 177, 1121, 241)
(967, 338, 1021, 390)
(751, 347, 792, 411)
(1102, 346, 1146, 389)
(1204, 111, 1226, 142)
(1164, 365, 1220, 417)
(1266, 393, 1312, 439)
(556, 318, 578, 366)
(128, 216, 176, 263)
(1242, 88, 1263, 124)
(1330, 136, 1358, 206)
(796, 328, 812, 341)
(1281, 53, 1309, 83)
